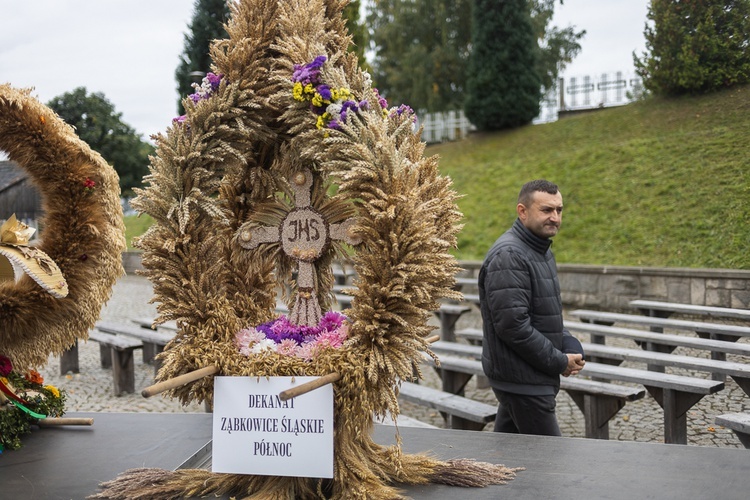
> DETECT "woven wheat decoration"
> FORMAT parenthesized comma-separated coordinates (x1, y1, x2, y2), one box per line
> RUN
(91, 1, 521, 498)
(0, 84, 126, 371)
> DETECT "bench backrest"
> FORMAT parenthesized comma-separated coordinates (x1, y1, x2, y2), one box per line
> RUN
(565, 321, 750, 356)
(570, 309, 750, 336)
(630, 300, 750, 321)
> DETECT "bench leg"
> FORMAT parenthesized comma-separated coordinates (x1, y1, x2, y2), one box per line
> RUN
(59, 340, 80, 375)
(438, 369, 473, 425)
(99, 344, 112, 368)
(732, 431, 750, 449)
(110, 348, 136, 396)
(648, 387, 704, 445)
(732, 377, 750, 399)
(567, 391, 625, 440)
(142, 342, 157, 364)
(450, 416, 487, 431)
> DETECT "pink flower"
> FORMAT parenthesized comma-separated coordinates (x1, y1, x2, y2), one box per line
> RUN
(276, 339, 299, 356)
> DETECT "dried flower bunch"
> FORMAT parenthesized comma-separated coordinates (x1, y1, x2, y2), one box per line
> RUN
(0, 84, 126, 371)
(0, 354, 67, 452)
(94, 0, 519, 498)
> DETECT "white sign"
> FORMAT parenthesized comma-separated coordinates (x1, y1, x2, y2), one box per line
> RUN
(212, 376, 334, 478)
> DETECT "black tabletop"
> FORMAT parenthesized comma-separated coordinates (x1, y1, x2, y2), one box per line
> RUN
(1, 412, 748, 500)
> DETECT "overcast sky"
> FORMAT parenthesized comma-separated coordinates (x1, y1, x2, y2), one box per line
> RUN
(0, 0, 651, 145)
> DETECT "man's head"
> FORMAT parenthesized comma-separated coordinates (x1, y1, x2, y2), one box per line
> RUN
(516, 179, 563, 239)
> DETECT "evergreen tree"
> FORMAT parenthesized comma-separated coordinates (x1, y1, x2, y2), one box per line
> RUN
(175, 0, 230, 114)
(635, 0, 750, 96)
(47, 88, 154, 195)
(464, 0, 541, 130)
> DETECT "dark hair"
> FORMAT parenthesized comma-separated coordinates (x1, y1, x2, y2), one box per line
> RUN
(518, 179, 559, 206)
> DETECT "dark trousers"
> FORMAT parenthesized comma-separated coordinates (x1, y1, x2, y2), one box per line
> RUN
(492, 389, 562, 436)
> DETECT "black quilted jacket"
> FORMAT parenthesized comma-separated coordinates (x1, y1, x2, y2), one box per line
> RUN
(478, 218, 570, 393)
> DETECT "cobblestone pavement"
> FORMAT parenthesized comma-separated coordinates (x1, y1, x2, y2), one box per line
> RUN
(39, 275, 748, 448)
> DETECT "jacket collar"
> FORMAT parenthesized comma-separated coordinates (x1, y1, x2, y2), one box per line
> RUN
(511, 218, 552, 254)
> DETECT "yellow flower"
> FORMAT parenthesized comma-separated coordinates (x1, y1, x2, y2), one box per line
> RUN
(338, 88, 351, 99)
(44, 385, 60, 398)
(292, 82, 304, 101)
(311, 93, 324, 107)
(303, 83, 314, 96)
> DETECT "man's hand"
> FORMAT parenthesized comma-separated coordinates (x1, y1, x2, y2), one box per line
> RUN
(562, 353, 585, 377)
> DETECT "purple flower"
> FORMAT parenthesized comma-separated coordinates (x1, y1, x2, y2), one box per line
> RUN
(316, 84, 332, 101)
(206, 72, 222, 91)
(292, 55, 328, 86)
(373, 88, 388, 109)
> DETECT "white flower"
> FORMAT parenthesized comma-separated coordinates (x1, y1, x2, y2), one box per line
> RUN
(327, 103, 343, 117)
(251, 338, 277, 354)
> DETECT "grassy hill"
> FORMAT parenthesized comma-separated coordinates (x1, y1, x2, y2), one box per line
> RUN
(430, 84, 750, 269)
(124, 84, 750, 269)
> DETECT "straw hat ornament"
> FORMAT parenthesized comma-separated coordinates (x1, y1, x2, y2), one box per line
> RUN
(91, 1, 520, 498)
(0, 215, 68, 298)
(0, 84, 126, 371)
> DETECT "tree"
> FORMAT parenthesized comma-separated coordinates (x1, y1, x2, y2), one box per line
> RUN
(175, 0, 231, 114)
(47, 87, 154, 196)
(366, 0, 583, 113)
(343, 0, 369, 69)
(367, 0, 472, 112)
(531, 0, 585, 94)
(464, 0, 541, 130)
(634, 0, 750, 96)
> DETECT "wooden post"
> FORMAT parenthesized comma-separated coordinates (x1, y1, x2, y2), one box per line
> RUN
(279, 373, 341, 401)
(142, 365, 219, 398)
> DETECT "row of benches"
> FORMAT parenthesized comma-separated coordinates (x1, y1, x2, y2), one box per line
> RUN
(434, 300, 750, 446)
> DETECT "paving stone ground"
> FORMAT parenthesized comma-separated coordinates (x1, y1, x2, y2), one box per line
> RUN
(39, 275, 748, 448)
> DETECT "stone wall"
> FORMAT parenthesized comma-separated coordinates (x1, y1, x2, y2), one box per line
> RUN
(458, 260, 750, 311)
(123, 252, 750, 312)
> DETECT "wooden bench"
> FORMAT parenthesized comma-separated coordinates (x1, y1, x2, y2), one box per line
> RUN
(455, 327, 483, 343)
(579, 341, 750, 397)
(428, 343, 646, 439)
(630, 300, 750, 322)
(87, 329, 143, 396)
(432, 303, 472, 342)
(570, 309, 750, 376)
(373, 411, 438, 429)
(580, 361, 724, 444)
(566, 321, 750, 357)
(97, 321, 174, 373)
(335, 293, 353, 310)
(715, 413, 750, 449)
(397, 381, 496, 431)
(570, 309, 750, 340)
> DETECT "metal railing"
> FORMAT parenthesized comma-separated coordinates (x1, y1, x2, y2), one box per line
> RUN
(416, 71, 644, 141)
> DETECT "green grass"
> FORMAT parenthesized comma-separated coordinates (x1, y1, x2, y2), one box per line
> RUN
(123, 84, 750, 269)
(430, 84, 750, 268)
(124, 214, 152, 250)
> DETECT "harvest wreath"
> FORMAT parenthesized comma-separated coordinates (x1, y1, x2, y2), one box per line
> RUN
(0, 84, 125, 450)
(0, 84, 126, 372)
(90, 1, 521, 499)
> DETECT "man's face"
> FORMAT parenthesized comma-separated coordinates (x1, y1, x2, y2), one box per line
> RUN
(517, 190, 563, 239)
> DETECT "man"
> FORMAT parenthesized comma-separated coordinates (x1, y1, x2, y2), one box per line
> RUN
(478, 179, 585, 436)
